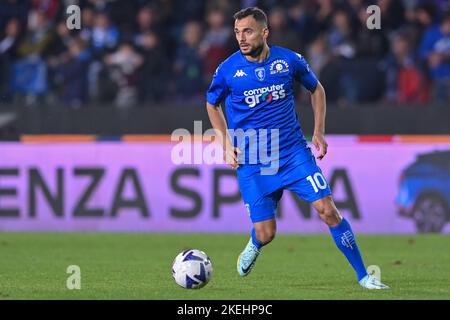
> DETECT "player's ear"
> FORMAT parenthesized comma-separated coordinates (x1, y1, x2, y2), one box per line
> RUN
(262, 26, 269, 39)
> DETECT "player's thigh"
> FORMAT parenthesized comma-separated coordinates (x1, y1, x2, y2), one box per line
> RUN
(285, 157, 332, 203)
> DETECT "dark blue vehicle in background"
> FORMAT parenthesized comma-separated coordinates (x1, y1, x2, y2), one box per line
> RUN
(397, 150, 450, 233)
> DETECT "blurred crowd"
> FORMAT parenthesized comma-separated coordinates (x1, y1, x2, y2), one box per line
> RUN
(0, 0, 450, 108)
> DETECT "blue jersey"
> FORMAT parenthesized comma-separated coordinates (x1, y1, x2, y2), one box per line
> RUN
(206, 46, 318, 165)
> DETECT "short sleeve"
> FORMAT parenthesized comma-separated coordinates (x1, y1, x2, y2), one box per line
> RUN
(206, 64, 228, 105)
(292, 52, 318, 93)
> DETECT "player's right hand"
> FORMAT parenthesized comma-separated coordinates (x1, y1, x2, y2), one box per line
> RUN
(224, 146, 241, 169)
(312, 133, 328, 160)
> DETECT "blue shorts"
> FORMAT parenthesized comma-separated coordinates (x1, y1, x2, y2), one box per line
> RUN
(237, 150, 332, 223)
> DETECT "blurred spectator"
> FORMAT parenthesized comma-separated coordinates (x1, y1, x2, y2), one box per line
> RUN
(287, 2, 318, 51)
(17, 10, 54, 59)
(137, 31, 170, 103)
(416, 3, 437, 29)
(31, 0, 60, 20)
(87, 11, 120, 102)
(420, 12, 450, 104)
(268, 7, 301, 52)
(0, 0, 449, 107)
(86, 0, 111, 12)
(174, 21, 204, 101)
(304, 33, 334, 103)
(0, 0, 29, 31)
(104, 43, 143, 108)
(91, 11, 120, 59)
(53, 38, 91, 108)
(403, 3, 439, 54)
(327, 9, 358, 105)
(104, 0, 139, 34)
(47, 20, 73, 100)
(315, 0, 334, 33)
(12, 10, 54, 106)
(49, 21, 72, 57)
(135, 5, 160, 36)
(307, 34, 330, 79)
(328, 9, 357, 59)
(79, 6, 96, 43)
(0, 19, 21, 103)
(377, 0, 405, 31)
(355, 6, 389, 58)
(170, 0, 206, 27)
(383, 31, 430, 104)
(200, 8, 232, 78)
(133, 5, 171, 55)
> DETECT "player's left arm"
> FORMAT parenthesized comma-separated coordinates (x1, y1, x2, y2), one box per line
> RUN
(293, 51, 328, 160)
(310, 82, 328, 160)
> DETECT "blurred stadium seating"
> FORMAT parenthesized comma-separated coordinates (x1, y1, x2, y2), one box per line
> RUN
(0, 0, 449, 111)
(0, 0, 449, 138)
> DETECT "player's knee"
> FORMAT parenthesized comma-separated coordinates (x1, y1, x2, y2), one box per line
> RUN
(256, 229, 276, 245)
(319, 207, 341, 227)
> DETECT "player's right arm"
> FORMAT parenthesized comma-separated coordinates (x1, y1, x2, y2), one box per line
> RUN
(206, 102, 241, 169)
(206, 64, 241, 169)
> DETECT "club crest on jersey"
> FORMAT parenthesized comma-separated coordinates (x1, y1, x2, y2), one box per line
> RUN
(269, 59, 289, 75)
(254, 67, 266, 81)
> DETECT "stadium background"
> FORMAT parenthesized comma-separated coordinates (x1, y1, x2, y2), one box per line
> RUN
(0, 0, 449, 300)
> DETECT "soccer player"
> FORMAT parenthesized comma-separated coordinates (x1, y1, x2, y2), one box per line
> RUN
(205, 7, 389, 289)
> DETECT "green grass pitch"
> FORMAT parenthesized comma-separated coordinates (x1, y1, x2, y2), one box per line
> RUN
(0, 233, 449, 299)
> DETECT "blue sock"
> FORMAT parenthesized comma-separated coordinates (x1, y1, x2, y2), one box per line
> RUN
(329, 218, 368, 281)
(251, 228, 262, 250)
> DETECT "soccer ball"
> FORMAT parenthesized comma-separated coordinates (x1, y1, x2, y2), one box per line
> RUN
(172, 249, 213, 289)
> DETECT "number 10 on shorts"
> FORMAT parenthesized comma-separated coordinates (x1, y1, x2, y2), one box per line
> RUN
(306, 173, 328, 193)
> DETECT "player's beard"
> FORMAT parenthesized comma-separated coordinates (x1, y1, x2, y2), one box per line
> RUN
(240, 42, 264, 58)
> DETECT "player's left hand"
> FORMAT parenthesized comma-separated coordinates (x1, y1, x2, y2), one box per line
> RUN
(312, 133, 328, 160)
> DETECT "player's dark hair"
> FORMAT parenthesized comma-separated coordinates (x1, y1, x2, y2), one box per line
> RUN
(233, 7, 268, 26)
